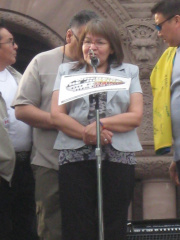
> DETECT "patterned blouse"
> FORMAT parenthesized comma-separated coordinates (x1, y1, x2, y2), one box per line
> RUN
(59, 92, 136, 166)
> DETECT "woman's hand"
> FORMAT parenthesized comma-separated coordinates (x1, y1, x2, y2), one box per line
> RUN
(82, 121, 97, 145)
(100, 129, 113, 145)
(82, 121, 113, 145)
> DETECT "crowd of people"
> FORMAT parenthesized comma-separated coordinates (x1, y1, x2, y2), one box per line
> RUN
(0, 0, 180, 239)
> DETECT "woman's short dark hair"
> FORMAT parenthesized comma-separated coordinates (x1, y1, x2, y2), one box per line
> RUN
(75, 18, 124, 69)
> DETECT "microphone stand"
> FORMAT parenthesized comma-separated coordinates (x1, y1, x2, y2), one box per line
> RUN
(91, 60, 104, 240)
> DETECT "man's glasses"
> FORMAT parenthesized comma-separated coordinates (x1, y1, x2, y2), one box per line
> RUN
(0, 39, 16, 46)
(155, 15, 174, 31)
(71, 29, 79, 42)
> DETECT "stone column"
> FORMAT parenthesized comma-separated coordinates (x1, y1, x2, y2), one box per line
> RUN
(142, 179, 176, 219)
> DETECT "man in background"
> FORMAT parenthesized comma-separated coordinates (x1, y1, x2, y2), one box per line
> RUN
(150, 0, 180, 185)
(13, 10, 99, 240)
(0, 25, 37, 240)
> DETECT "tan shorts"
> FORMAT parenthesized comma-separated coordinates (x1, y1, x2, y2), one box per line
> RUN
(32, 165, 62, 240)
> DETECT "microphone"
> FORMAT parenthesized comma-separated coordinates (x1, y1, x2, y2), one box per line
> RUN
(89, 49, 100, 71)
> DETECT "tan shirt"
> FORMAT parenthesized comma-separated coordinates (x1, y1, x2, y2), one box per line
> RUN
(13, 47, 71, 170)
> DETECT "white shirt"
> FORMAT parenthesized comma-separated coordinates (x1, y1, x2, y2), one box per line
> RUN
(0, 69, 32, 152)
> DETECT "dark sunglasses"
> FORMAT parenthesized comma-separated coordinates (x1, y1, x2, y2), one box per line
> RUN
(155, 15, 174, 31)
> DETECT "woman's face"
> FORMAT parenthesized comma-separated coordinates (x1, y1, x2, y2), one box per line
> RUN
(82, 33, 114, 71)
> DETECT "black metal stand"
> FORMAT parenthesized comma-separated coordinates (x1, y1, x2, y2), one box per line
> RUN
(92, 64, 104, 240)
(95, 94, 104, 240)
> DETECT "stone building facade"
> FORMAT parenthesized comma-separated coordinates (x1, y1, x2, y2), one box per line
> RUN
(0, 0, 178, 221)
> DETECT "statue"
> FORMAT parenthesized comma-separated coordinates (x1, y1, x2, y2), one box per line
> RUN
(122, 21, 165, 78)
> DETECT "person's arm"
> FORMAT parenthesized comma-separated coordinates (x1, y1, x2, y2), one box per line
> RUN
(51, 90, 85, 139)
(82, 121, 113, 145)
(13, 57, 55, 130)
(51, 91, 113, 145)
(169, 161, 180, 185)
(82, 92, 142, 144)
(100, 92, 143, 132)
(15, 105, 55, 129)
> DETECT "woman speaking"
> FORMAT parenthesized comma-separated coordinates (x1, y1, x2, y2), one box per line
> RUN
(51, 18, 143, 240)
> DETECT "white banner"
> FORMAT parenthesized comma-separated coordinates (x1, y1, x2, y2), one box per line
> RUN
(58, 73, 131, 105)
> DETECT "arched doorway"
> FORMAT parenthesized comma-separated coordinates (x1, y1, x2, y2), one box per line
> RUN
(12, 32, 50, 73)
(0, 8, 64, 73)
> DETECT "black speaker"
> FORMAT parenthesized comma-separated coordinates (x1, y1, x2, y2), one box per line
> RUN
(127, 219, 180, 240)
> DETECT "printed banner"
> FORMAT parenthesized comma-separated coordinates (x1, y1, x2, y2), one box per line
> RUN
(58, 73, 131, 105)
